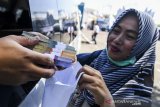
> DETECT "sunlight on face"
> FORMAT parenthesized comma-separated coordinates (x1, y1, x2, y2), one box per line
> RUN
(107, 15, 138, 61)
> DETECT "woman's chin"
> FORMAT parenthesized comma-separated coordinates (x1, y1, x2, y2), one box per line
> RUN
(108, 52, 122, 61)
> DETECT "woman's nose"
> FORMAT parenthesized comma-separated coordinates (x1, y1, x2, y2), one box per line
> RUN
(113, 33, 124, 45)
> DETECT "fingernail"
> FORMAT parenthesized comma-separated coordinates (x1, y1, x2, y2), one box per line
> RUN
(47, 57, 54, 66)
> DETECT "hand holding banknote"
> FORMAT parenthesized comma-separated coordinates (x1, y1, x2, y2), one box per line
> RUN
(0, 33, 56, 86)
(22, 31, 77, 70)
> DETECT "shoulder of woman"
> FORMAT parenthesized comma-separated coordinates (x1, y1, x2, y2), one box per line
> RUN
(77, 50, 103, 65)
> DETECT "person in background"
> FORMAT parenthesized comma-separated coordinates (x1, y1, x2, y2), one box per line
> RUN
(0, 32, 56, 107)
(69, 8, 159, 107)
(92, 22, 100, 44)
(68, 23, 75, 43)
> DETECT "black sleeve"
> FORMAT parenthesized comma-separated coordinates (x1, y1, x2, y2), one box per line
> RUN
(77, 50, 102, 66)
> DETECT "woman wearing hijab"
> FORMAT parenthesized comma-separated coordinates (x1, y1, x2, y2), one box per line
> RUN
(69, 8, 159, 107)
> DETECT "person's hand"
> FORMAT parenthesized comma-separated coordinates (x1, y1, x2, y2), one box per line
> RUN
(0, 35, 55, 86)
(21, 31, 49, 49)
(78, 65, 115, 107)
(27, 31, 49, 40)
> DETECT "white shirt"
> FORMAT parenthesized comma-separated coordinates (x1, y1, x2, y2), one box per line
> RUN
(67, 26, 74, 33)
(94, 25, 100, 33)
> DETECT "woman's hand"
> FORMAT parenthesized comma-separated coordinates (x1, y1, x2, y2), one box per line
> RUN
(0, 35, 55, 86)
(78, 65, 115, 107)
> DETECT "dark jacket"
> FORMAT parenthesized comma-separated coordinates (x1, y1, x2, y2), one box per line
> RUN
(77, 50, 102, 66)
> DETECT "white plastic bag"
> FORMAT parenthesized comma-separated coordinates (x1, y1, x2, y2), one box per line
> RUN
(19, 78, 46, 107)
(19, 62, 82, 107)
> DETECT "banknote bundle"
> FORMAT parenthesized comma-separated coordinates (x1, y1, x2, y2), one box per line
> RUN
(22, 31, 76, 68)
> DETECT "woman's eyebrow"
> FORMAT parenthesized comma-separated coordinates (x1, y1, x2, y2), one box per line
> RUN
(127, 30, 138, 35)
(115, 25, 121, 29)
(115, 25, 138, 35)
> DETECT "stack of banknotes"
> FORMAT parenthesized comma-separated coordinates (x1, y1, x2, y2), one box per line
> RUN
(22, 31, 76, 69)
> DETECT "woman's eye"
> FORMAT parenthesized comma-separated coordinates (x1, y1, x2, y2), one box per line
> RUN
(127, 34, 136, 40)
(112, 29, 120, 34)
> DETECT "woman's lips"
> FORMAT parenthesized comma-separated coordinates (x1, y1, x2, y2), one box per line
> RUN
(110, 45, 120, 52)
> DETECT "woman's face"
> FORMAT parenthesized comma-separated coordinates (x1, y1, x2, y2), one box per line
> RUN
(107, 15, 138, 61)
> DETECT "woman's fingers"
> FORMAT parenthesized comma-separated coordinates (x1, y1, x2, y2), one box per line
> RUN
(79, 65, 102, 79)
(79, 73, 95, 84)
(79, 73, 102, 87)
(79, 82, 97, 92)
(77, 65, 103, 88)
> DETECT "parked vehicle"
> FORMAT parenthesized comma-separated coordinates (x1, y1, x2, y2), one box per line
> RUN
(62, 20, 77, 32)
(97, 18, 109, 31)
(33, 19, 53, 33)
(53, 23, 61, 32)
(32, 12, 55, 35)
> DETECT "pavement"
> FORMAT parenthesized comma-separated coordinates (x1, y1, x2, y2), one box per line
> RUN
(50, 29, 160, 107)
(50, 29, 107, 53)
(152, 41, 160, 107)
